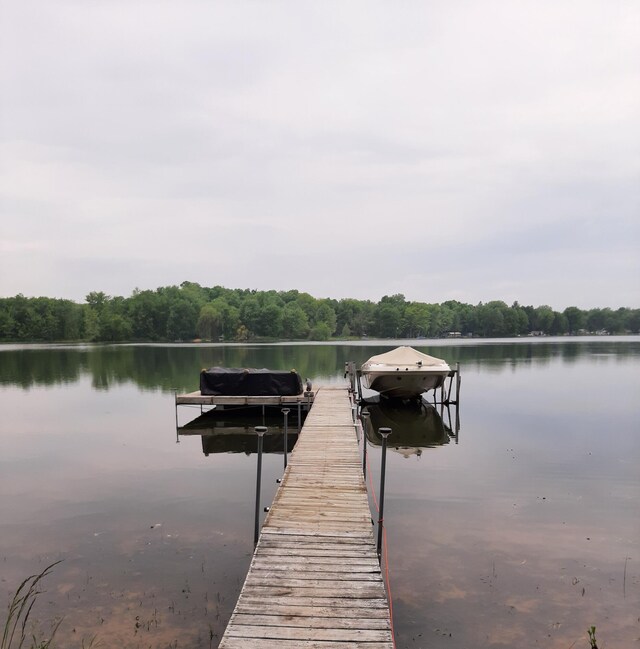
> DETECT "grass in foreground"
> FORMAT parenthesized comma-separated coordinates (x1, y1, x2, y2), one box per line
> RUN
(1, 561, 63, 649)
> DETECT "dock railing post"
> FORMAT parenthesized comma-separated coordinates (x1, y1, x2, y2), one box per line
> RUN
(281, 408, 290, 470)
(377, 427, 392, 562)
(254, 426, 267, 547)
(173, 389, 180, 443)
(455, 362, 461, 405)
(360, 411, 370, 480)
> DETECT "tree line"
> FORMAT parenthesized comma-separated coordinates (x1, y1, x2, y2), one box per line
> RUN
(0, 282, 638, 342)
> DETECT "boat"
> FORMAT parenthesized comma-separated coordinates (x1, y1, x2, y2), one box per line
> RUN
(199, 367, 303, 396)
(360, 346, 451, 399)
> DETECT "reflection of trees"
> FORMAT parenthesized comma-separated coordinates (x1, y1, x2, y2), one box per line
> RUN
(0, 340, 638, 390)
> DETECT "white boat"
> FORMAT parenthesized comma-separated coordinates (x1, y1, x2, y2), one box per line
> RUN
(360, 346, 451, 399)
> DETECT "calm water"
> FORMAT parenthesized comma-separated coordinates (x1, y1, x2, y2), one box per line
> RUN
(1, 339, 639, 648)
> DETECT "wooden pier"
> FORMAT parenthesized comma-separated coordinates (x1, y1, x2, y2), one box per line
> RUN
(175, 390, 315, 408)
(218, 386, 393, 649)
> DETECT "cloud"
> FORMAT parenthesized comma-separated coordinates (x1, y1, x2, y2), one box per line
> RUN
(1, 0, 638, 308)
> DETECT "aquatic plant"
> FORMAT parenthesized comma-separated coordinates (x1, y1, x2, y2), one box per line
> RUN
(587, 625, 598, 649)
(1, 562, 62, 649)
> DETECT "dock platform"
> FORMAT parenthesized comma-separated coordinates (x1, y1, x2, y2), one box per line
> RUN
(176, 390, 315, 407)
(218, 386, 393, 649)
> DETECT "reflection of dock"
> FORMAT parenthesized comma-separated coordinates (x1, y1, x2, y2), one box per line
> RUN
(178, 408, 299, 456)
(175, 390, 316, 440)
(218, 387, 393, 648)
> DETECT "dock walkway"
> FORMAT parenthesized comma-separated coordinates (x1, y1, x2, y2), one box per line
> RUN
(219, 386, 393, 649)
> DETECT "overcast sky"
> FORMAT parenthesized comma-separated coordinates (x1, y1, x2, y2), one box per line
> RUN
(1, 1, 638, 310)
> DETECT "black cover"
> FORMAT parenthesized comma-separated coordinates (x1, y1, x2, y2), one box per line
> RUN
(199, 367, 303, 396)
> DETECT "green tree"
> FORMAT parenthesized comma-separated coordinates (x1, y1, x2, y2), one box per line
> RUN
(309, 321, 332, 341)
(404, 302, 431, 337)
(166, 298, 198, 340)
(375, 294, 406, 337)
(196, 304, 223, 340)
(282, 302, 310, 339)
(563, 306, 585, 334)
(314, 301, 337, 336)
(257, 301, 284, 338)
(533, 305, 554, 333)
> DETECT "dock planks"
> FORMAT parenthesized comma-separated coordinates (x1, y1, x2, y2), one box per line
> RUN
(218, 387, 393, 649)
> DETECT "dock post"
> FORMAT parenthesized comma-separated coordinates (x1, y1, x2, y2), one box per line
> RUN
(455, 362, 461, 405)
(297, 402, 302, 433)
(173, 389, 180, 443)
(360, 411, 370, 480)
(281, 408, 290, 470)
(377, 427, 392, 562)
(254, 426, 267, 547)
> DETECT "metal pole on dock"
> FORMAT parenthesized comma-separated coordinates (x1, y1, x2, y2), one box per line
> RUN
(360, 411, 370, 480)
(173, 389, 180, 443)
(455, 362, 461, 405)
(254, 426, 267, 547)
(297, 402, 302, 433)
(377, 427, 392, 561)
(281, 408, 290, 470)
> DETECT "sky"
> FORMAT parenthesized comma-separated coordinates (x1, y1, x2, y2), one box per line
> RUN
(1, 0, 639, 311)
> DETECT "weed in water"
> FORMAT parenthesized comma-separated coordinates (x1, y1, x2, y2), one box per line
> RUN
(587, 625, 598, 649)
(1, 561, 63, 649)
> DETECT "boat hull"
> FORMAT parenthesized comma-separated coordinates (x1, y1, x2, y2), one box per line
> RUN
(362, 369, 449, 398)
(360, 346, 451, 399)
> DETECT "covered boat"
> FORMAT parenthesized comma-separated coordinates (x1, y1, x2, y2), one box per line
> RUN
(199, 367, 303, 397)
(360, 346, 451, 398)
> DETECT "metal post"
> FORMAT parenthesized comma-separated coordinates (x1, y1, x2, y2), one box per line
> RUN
(297, 401, 302, 433)
(281, 408, 290, 470)
(173, 389, 180, 443)
(455, 362, 461, 405)
(377, 427, 392, 561)
(254, 426, 267, 546)
(360, 411, 370, 480)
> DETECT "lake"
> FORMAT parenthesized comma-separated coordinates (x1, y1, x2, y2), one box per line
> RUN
(1, 338, 638, 648)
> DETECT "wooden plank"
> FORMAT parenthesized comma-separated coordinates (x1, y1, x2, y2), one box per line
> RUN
(234, 603, 390, 618)
(224, 625, 392, 642)
(252, 556, 380, 567)
(236, 596, 389, 610)
(220, 640, 393, 649)
(230, 614, 391, 630)
(246, 573, 382, 585)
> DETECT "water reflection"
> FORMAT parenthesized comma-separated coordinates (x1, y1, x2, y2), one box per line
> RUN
(1, 340, 638, 648)
(1, 337, 638, 390)
(363, 401, 458, 457)
(178, 405, 301, 456)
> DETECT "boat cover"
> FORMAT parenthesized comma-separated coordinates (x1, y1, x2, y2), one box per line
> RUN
(199, 367, 303, 396)
(363, 346, 448, 367)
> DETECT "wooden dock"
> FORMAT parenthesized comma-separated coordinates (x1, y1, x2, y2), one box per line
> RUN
(176, 390, 315, 407)
(218, 386, 393, 649)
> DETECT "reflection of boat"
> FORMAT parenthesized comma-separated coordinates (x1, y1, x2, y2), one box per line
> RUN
(363, 400, 454, 457)
(360, 346, 451, 398)
(178, 406, 300, 456)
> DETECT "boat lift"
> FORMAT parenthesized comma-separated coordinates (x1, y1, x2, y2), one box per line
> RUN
(344, 360, 462, 441)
